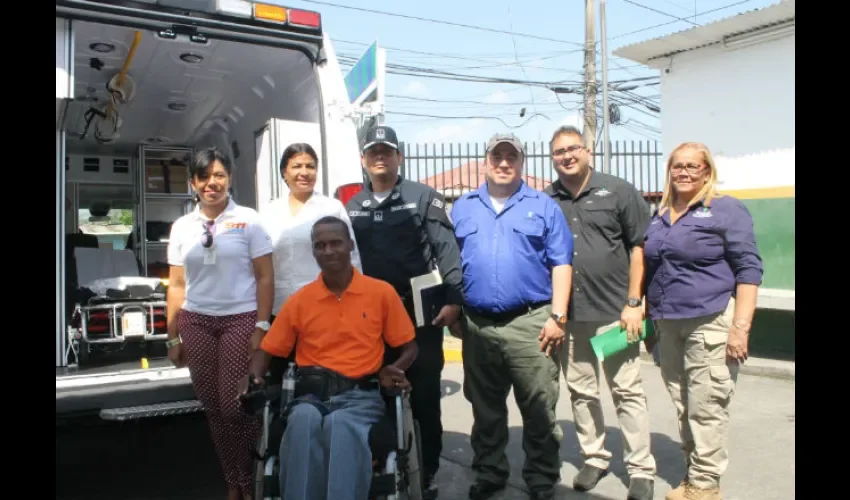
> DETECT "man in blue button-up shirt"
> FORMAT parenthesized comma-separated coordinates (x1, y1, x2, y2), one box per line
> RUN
(451, 133, 573, 500)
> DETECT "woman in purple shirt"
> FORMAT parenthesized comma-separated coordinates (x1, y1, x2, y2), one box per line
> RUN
(643, 142, 763, 500)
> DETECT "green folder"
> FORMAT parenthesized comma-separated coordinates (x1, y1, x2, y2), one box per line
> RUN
(590, 319, 655, 361)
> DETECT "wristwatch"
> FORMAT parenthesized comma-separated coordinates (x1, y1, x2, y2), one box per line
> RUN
(627, 297, 642, 308)
(165, 337, 181, 349)
(255, 321, 271, 332)
(551, 313, 567, 326)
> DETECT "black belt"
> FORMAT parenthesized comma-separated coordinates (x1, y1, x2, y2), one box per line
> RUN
(466, 300, 549, 323)
(294, 366, 379, 401)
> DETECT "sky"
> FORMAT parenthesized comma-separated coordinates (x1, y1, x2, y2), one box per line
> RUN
(270, 0, 779, 152)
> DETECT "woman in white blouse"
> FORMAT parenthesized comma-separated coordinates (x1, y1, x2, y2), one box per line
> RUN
(260, 142, 361, 325)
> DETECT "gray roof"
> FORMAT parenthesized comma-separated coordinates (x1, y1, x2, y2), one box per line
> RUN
(613, 0, 795, 65)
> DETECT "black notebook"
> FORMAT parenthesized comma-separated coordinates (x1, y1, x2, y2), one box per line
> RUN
(410, 269, 445, 327)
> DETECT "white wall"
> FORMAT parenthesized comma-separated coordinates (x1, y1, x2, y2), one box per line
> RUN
(657, 33, 795, 191)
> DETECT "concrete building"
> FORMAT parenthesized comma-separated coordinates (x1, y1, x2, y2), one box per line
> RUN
(614, 0, 795, 357)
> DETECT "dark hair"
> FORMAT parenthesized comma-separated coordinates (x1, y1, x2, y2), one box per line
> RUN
(279, 143, 319, 177)
(190, 147, 233, 178)
(311, 216, 351, 241)
(549, 125, 584, 149)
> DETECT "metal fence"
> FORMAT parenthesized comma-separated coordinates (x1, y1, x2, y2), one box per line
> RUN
(399, 140, 664, 202)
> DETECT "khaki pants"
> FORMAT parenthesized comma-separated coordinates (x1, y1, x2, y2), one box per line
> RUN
(560, 321, 655, 479)
(559, 320, 656, 478)
(655, 298, 739, 489)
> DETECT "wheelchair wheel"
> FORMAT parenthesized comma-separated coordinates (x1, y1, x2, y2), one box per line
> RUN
(397, 420, 424, 500)
(252, 459, 265, 499)
(411, 420, 425, 500)
(253, 456, 279, 500)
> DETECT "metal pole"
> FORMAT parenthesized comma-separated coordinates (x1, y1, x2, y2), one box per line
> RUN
(583, 0, 597, 153)
(600, 0, 611, 174)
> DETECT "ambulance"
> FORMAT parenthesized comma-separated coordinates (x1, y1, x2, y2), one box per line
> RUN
(56, 0, 370, 420)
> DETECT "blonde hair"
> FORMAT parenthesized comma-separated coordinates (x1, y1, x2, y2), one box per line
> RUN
(658, 141, 723, 215)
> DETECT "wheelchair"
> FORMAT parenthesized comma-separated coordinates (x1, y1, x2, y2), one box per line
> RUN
(240, 369, 426, 500)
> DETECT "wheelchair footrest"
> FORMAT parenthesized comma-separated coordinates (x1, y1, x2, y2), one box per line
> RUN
(100, 400, 204, 421)
(368, 473, 397, 496)
(264, 476, 280, 497)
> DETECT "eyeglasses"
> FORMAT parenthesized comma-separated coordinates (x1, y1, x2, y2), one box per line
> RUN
(670, 163, 704, 174)
(201, 220, 215, 248)
(552, 145, 584, 157)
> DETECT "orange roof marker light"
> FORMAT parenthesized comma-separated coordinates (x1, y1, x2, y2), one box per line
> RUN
(253, 2, 287, 23)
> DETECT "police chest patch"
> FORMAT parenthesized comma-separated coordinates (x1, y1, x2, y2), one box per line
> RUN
(391, 202, 417, 212)
(348, 210, 369, 217)
(431, 198, 444, 209)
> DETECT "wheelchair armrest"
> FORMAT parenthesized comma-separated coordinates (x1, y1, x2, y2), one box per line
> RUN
(239, 383, 281, 415)
(380, 385, 411, 399)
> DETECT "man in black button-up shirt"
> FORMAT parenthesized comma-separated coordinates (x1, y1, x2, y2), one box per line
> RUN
(345, 124, 464, 499)
(543, 126, 656, 500)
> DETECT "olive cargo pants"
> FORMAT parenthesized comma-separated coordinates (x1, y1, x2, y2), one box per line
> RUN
(461, 305, 563, 491)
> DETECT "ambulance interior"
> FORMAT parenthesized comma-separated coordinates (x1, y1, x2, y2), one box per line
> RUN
(61, 20, 323, 366)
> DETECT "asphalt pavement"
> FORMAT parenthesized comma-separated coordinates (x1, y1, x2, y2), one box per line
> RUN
(56, 360, 795, 500)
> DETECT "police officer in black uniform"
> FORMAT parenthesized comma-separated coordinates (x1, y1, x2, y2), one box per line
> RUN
(346, 124, 464, 499)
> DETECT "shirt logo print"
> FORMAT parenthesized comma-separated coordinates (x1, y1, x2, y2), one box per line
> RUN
(692, 207, 713, 218)
(361, 199, 372, 207)
(374, 211, 383, 222)
(595, 188, 611, 197)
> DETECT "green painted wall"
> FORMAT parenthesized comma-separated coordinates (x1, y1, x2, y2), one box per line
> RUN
(741, 197, 795, 290)
(749, 309, 795, 361)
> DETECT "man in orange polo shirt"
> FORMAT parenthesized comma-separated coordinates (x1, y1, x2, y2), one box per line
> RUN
(246, 215, 418, 500)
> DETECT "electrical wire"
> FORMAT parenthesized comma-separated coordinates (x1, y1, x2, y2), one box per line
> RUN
(610, 0, 755, 40)
(299, 0, 583, 45)
(620, 0, 700, 26)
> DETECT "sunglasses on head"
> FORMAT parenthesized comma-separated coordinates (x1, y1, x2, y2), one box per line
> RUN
(201, 220, 215, 248)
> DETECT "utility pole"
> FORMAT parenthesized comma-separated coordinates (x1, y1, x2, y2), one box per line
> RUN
(583, 0, 597, 154)
(600, 0, 611, 174)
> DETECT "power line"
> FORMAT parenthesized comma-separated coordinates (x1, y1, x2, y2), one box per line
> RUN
(338, 53, 660, 91)
(300, 0, 583, 45)
(336, 56, 588, 88)
(620, 0, 699, 26)
(332, 38, 576, 64)
(385, 111, 553, 129)
(610, 0, 755, 40)
(337, 50, 580, 72)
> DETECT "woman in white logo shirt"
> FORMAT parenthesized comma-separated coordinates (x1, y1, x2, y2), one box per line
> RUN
(165, 147, 274, 500)
(260, 142, 361, 324)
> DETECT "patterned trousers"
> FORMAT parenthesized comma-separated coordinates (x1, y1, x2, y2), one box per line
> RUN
(179, 309, 260, 492)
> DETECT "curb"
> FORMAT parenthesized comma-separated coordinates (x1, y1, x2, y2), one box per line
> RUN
(443, 336, 463, 363)
(637, 350, 794, 381)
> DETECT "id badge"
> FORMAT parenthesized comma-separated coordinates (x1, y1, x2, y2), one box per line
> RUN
(203, 247, 216, 265)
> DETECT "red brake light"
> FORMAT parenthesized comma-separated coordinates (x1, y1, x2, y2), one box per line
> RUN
(288, 9, 321, 29)
(335, 183, 363, 206)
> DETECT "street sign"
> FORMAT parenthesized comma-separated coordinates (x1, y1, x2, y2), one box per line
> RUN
(344, 40, 385, 108)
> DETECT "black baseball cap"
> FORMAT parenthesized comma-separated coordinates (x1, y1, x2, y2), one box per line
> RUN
(361, 125, 400, 152)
